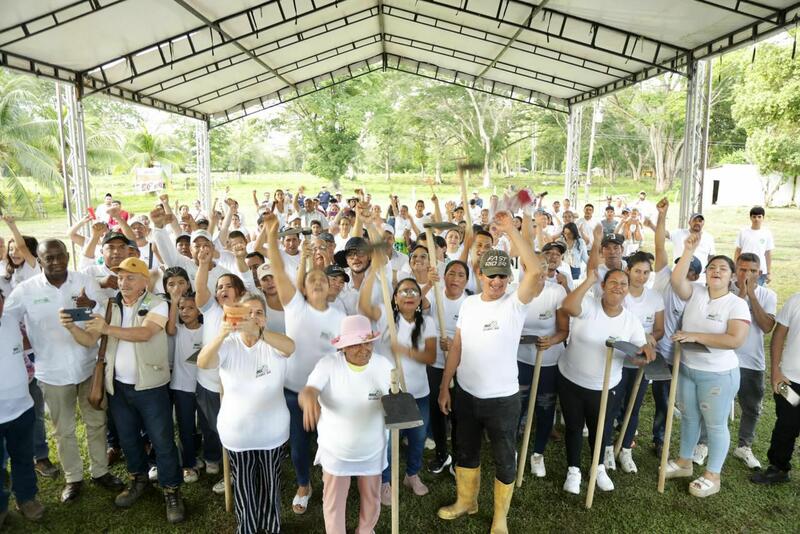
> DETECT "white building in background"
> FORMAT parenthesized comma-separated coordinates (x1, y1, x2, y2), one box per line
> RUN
(702, 164, 797, 208)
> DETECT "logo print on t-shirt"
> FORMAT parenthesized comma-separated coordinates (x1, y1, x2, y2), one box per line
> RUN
(368, 389, 382, 401)
(320, 331, 331, 340)
(706, 313, 722, 322)
(483, 320, 499, 332)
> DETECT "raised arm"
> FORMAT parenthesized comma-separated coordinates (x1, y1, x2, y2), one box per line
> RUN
(654, 197, 668, 272)
(494, 211, 540, 304)
(262, 213, 297, 306)
(2, 216, 36, 267)
(262, 329, 295, 357)
(160, 194, 181, 235)
(560, 269, 597, 317)
(194, 249, 213, 308)
(67, 214, 92, 248)
(198, 322, 232, 369)
(586, 223, 604, 273)
(432, 194, 443, 224)
(357, 258, 382, 322)
(671, 233, 700, 301)
(217, 199, 235, 245)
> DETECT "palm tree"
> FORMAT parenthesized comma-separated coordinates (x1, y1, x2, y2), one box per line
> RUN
(0, 71, 61, 215)
(125, 128, 185, 170)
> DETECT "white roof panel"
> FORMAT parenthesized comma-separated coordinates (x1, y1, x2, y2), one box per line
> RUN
(1, 0, 798, 124)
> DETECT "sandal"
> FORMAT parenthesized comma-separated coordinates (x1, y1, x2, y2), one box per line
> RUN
(689, 476, 720, 498)
(663, 459, 693, 480)
(292, 486, 312, 514)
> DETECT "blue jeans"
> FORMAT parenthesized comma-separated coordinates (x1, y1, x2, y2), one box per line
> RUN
(611, 367, 649, 448)
(172, 390, 198, 469)
(108, 381, 182, 488)
(383, 397, 430, 483)
(677, 365, 739, 473)
(518, 362, 559, 454)
(0, 407, 37, 512)
(285, 389, 313, 487)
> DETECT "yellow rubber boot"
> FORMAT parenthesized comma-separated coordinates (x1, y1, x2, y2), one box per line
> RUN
(437, 466, 480, 520)
(490, 479, 514, 534)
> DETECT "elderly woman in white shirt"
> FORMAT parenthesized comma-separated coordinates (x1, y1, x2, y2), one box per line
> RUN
(198, 292, 294, 534)
(299, 315, 393, 534)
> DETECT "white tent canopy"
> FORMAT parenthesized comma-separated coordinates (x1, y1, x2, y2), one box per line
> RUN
(1, 0, 798, 227)
(2, 0, 799, 127)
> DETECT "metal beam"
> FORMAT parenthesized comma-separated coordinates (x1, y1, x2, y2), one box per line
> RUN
(384, 33, 593, 93)
(0, 0, 128, 48)
(378, 0, 387, 70)
(137, 6, 378, 99)
(689, 0, 785, 23)
(475, 0, 550, 81)
(81, 0, 347, 96)
(171, 0, 296, 91)
(384, 4, 632, 80)
(417, 0, 686, 75)
(209, 55, 385, 128)
(384, 53, 568, 112)
(179, 35, 381, 109)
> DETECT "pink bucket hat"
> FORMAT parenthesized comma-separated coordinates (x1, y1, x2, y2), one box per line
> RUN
(331, 315, 381, 349)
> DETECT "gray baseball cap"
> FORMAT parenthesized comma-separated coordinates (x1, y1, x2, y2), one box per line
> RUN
(479, 249, 512, 277)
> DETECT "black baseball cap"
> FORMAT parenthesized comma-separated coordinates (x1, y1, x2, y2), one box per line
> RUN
(102, 232, 134, 247)
(542, 241, 566, 254)
(325, 264, 350, 283)
(334, 237, 368, 267)
(601, 233, 625, 247)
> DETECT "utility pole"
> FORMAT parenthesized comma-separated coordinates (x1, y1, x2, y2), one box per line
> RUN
(530, 125, 537, 175)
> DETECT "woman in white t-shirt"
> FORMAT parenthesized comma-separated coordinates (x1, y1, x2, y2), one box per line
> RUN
(197, 292, 295, 534)
(299, 315, 392, 534)
(263, 212, 345, 514)
(663, 235, 750, 498)
(165, 286, 204, 484)
(611, 251, 664, 474)
(359, 270, 436, 504)
(1, 217, 40, 289)
(516, 255, 569, 479)
(195, 252, 248, 488)
(558, 268, 651, 495)
(427, 260, 469, 474)
(444, 228, 463, 262)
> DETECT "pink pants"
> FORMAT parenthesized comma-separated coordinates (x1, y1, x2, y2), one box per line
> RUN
(322, 470, 381, 534)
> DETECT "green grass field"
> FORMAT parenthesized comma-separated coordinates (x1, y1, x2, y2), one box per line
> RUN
(3, 172, 800, 533)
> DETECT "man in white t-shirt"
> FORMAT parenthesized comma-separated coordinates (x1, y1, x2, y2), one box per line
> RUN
(751, 292, 800, 485)
(62, 258, 185, 523)
(734, 206, 774, 285)
(577, 203, 599, 247)
(437, 212, 541, 533)
(8, 240, 122, 504)
(669, 213, 716, 266)
(731, 253, 777, 470)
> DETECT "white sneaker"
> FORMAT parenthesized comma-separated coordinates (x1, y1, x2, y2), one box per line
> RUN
(183, 468, 199, 483)
(206, 461, 220, 475)
(603, 446, 616, 471)
(212, 479, 225, 495)
(619, 448, 638, 474)
(563, 467, 581, 494)
(195, 458, 205, 470)
(148, 466, 158, 482)
(424, 438, 436, 450)
(582, 425, 589, 437)
(595, 464, 615, 492)
(531, 453, 546, 478)
(692, 444, 708, 466)
(733, 446, 762, 469)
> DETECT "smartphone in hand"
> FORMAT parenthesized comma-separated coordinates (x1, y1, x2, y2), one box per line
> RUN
(63, 307, 93, 322)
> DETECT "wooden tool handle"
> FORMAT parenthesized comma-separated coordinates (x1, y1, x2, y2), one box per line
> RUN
(516, 348, 544, 487)
(586, 346, 614, 509)
(658, 343, 682, 494)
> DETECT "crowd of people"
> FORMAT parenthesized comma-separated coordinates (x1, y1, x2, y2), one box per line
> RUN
(1, 184, 798, 534)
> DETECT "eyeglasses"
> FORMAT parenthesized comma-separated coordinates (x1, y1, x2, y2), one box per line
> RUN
(486, 274, 509, 280)
(397, 288, 420, 297)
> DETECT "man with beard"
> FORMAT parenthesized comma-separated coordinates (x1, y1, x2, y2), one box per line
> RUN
(8, 240, 123, 504)
(437, 211, 541, 533)
(668, 213, 716, 266)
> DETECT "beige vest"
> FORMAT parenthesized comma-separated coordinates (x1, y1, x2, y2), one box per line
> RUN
(105, 292, 170, 394)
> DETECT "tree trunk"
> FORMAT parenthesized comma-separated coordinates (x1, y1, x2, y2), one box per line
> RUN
(482, 150, 491, 188)
(791, 175, 798, 206)
(434, 157, 442, 184)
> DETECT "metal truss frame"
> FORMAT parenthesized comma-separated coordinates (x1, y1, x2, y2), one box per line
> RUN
(563, 105, 583, 206)
(678, 58, 712, 227)
(195, 120, 212, 215)
(55, 82, 92, 268)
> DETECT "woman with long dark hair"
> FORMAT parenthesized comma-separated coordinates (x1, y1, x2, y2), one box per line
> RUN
(359, 267, 436, 505)
(561, 222, 587, 280)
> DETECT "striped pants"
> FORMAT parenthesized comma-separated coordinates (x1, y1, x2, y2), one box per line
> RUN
(228, 447, 283, 534)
